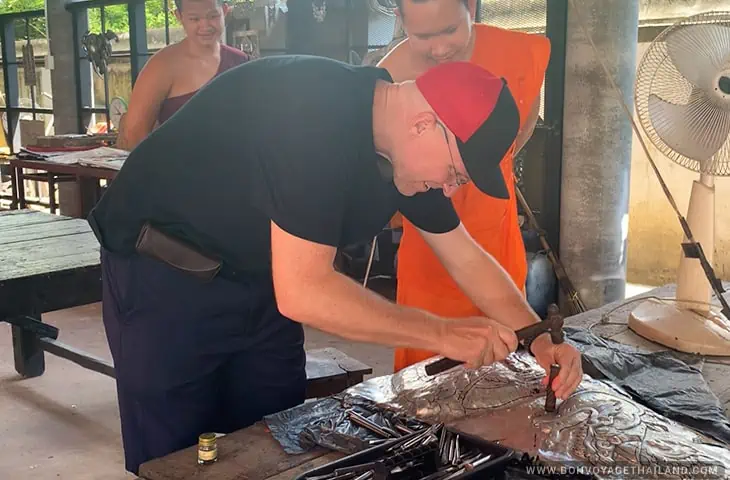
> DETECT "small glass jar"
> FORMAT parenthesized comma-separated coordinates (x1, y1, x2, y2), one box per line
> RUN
(197, 432, 218, 465)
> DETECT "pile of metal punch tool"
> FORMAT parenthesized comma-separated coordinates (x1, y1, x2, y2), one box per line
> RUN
(299, 422, 512, 480)
(345, 407, 424, 444)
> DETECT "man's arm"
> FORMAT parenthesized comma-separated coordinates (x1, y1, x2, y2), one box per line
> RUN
(417, 223, 541, 331)
(414, 221, 583, 398)
(270, 221, 518, 367)
(271, 220, 444, 348)
(115, 53, 171, 151)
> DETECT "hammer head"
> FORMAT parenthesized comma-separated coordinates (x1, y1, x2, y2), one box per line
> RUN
(547, 304, 565, 344)
(515, 304, 566, 350)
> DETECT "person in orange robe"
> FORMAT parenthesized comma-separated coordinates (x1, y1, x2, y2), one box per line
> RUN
(378, 0, 551, 372)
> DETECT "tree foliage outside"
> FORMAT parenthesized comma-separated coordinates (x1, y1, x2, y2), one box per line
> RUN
(0, 0, 181, 39)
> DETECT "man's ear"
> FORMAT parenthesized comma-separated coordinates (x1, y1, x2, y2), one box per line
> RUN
(409, 111, 437, 137)
(222, 2, 231, 16)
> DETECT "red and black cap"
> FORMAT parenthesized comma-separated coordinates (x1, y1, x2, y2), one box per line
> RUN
(415, 62, 520, 199)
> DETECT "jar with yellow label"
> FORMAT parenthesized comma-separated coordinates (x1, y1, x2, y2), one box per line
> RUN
(197, 432, 218, 465)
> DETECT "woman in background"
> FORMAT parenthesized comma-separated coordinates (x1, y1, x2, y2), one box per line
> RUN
(116, 0, 250, 150)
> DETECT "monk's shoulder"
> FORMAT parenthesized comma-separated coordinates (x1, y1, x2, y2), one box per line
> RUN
(518, 31, 551, 57)
(376, 38, 420, 81)
(132, 46, 175, 85)
(144, 43, 182, 71)
(475, 24, 549, 52)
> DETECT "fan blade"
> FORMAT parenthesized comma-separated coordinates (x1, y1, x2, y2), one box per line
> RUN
(665, 24, 730, 91)
(648, 91, 730, 162)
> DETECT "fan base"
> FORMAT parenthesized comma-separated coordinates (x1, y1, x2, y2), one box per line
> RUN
(628, 298, 730, 356)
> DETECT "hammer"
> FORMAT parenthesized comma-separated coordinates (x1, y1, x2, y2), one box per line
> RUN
(424, 306, 565, 406)
(513, 304, 564, 352)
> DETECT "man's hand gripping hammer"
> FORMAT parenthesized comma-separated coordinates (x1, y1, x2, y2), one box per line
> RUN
(424, 304, 565, 412)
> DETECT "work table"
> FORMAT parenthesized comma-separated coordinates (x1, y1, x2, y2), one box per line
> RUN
(138, 283, 730, 479)
(138, 422, 344, 479)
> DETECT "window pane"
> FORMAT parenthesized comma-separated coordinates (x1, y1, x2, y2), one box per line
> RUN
(147, 0, 183, 51)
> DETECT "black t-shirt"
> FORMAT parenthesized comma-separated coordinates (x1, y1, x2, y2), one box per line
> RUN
(88, 55, 460, 276)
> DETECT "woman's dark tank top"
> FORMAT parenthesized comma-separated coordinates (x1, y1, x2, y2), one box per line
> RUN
(157, 44, 250, 125)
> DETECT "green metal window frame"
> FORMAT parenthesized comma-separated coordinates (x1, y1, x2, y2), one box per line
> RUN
(0, 9, 53, 153)
(541, 0, 567, 255)
(67, 0, 158, 133)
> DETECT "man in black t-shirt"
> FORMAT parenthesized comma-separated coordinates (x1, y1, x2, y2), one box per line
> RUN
(90, 55, 581, 474)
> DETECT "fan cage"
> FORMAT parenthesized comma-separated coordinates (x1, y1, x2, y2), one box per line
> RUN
(634, 10, 730, 176)
(367, 0, 398, 51)
(479, 0, 546, 34)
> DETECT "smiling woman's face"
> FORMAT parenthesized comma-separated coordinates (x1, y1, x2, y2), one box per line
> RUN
(176, 0, 227, 47)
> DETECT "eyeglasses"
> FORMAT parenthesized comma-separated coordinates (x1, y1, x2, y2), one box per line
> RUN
(436, 121, 469, 187)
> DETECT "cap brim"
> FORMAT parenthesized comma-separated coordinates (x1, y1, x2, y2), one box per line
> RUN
(455, 82, 520, 200)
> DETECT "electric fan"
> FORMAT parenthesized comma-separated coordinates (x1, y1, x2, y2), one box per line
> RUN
(369, 0, 396, 16)
(361, 0, 405, 66)
(628, 11, 730, 355)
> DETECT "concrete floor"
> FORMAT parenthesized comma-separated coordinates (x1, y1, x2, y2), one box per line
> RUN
(0, 284, 654, 479)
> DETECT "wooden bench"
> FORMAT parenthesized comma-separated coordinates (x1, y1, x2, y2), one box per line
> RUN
(0, 209, 103, 378)
(304, 347, 372, 398)
(1, 209, 372, 398)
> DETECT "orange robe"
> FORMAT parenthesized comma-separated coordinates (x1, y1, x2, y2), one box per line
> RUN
(393, 25, 551, 372)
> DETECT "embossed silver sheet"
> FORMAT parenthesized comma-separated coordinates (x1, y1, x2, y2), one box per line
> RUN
(343, 352, 730, 478)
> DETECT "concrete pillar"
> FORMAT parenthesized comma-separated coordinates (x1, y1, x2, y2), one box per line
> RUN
(46, 0, 82, 134)
(46, 0, 92, 217)
(559, 0, 639, 309)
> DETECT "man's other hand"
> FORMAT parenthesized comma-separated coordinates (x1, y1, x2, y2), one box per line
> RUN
(440, 317, 519, 369)
(530, 334, 583, 400)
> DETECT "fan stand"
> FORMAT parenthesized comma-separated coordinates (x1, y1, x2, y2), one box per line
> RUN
(628, 174, 730, 355)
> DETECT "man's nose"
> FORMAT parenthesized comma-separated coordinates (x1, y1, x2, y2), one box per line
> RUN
(431, 42, 453, 59)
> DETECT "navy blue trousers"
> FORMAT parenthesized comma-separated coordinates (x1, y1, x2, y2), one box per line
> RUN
(100, 249, 306, 475)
